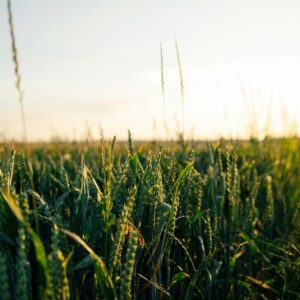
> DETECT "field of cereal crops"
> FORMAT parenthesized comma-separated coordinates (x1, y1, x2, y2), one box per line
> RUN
(1, 2, 300, 298)
(0, 137, 299, 299)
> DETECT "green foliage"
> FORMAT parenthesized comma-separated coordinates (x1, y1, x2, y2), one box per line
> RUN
(0, 138, 299, 299)
(0, 253, 11, 300)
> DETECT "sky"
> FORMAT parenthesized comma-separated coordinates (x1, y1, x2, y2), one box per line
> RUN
(1, 0, 300, 141)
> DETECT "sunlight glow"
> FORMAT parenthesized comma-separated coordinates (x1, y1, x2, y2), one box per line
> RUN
(1, 0, 299, 141)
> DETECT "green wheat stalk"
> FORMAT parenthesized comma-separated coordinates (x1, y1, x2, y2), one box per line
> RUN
(175, 39, 185, 141)
(15, 227, 29, 300)
(120, 229, 138, 300)
(160, 43, 168, 140)
(0, 253, 11, 300)
(7, 0, 28, 143)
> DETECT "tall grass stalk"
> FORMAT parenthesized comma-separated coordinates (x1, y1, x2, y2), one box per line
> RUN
(175, 39, 185, 141)
(160, 43, 168, 140)
(7, 0, 28, 144)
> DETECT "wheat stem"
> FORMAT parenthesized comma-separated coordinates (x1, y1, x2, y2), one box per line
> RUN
(160, 43, 168, 141)
(7, 0, 28, 144)
(175, 39, 185, 141)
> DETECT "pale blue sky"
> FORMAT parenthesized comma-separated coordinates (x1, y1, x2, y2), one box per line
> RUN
(1, 0, 300, 140)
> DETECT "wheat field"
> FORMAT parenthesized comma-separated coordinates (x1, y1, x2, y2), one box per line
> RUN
(0, 137, 299, 299)
(1, 1, 300, 299)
